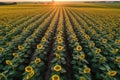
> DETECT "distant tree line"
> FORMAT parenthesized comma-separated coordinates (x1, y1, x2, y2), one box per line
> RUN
(84, 1, 120, 3)
(0, 2, 17, 5)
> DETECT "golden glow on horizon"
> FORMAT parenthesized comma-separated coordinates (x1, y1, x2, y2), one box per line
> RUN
(0, 0, 119, 2)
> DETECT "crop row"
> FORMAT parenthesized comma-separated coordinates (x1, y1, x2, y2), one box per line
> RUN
(0, 7, 120, 80)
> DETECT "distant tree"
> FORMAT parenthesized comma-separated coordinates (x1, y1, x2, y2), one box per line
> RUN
(0, 2, 17, 5)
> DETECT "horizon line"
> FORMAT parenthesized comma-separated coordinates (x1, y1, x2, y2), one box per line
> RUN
(0, 0, 120, 2)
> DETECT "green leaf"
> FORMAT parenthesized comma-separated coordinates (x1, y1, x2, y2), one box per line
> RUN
(61, 68, 66, 73)
(99, 66, 106, 70)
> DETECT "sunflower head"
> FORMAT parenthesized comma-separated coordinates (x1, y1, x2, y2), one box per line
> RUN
(0, 36, 4, 39)
(79, 54, 85, 60)
(37, 44, 43, 49)
(99, 57, 106, 61)
(25, 66, 33, 73)
(12, 53, 19, 57)
(18, 46, 24, 50)
(34, 58, 41, 64)
(115, 39, 120, 44)
(95, 48, 101, 54)
(52, 74, 60, 80)
(83, 67, 91, 73)
(80, 77, 86, 80)
(57, 39, 63, 44)
(92, 31, 96, 34)
(5, 60, 12, 65)
(41, 37, 46, 42)
(102, 39, 107, 43)
(108, 34, 113, 39)
(57, 36, 62, 39)
(0, 47, 4, 52)
(58, 31, 63, 34)
(76, 45, 82, 51)
(107, 70, 117, 77)
(115, 57, 120, 63)
(6, 42, 10, 46)
(53, 65, 62, 72)
(89, 42, 95, 47)
(57, 46, 63, 51)
(26, 70, 35, 80)
(112, 49, 119, 54)
(72, 34, 76, 39)
(85, 35, 90, 40)
(55, 53, 61, 59)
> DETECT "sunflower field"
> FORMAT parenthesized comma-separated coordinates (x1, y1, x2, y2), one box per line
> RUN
(0, 3, 120, 80)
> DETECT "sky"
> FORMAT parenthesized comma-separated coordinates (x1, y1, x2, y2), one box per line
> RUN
(0, 0, 120, 2)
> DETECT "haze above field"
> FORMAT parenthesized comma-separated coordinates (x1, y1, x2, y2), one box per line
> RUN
(0, 0, 120, 2)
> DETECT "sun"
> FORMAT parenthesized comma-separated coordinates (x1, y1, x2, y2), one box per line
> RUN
(52, 0, 54, 2)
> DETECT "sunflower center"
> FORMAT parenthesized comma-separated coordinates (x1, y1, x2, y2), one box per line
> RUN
(56, 67, 60, 69)
(59, 47, 61, 49)
(27, 68, 31, 71)
(111, 72, 114, 74)
(39, 46, 41, 47)
(54, 76, 58, 80)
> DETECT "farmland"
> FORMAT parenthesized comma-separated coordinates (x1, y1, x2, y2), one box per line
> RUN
(0, 2, 120, 80)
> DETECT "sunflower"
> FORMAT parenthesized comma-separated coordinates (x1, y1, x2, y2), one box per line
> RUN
(72, 34, 76, 39)
(12, 53, 19, 57)
(80, 77, 86, 80)
(26, 70, 35, 79)
(54, 65, 62, 72)
(6, 42, 10, 46)
(108, 34, 113, 39)
(107, 70, 117, 77)
(57, 36, 62, 39)
(115, 39, 120, 44)
(85, 35, 90, 40)
(6, 60, 12, 65)
(99, 57, 106, 61)
(25, 66, 33, 72)
(0, 47, 4, 52)
(57, 46, 63, 51)
(41, 37, 46, 42)
(76, 45, 82, 51)
(55, 53, 61, 59)
(112, 49, 119, 53)
(83, 67, 91, 73)
(0, 36, 3, 39)
(57, 39, 63, 44)
(34, 58, 41, 64)
(102, 39, 107, 43)
(81, 29, 85, 33)
(95, 48, 101, 54)
(79, 54, 85, 60)
(45, 33, 48, 36)
(18, 46, 24, 50)
(37, 44, 43, 49)
(89, 42, 95, 47)
(58, 31, 63, 34)
(92, 31, 96, 34)
(51, 74, 60, 80)
(115, 57, 120, 63)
